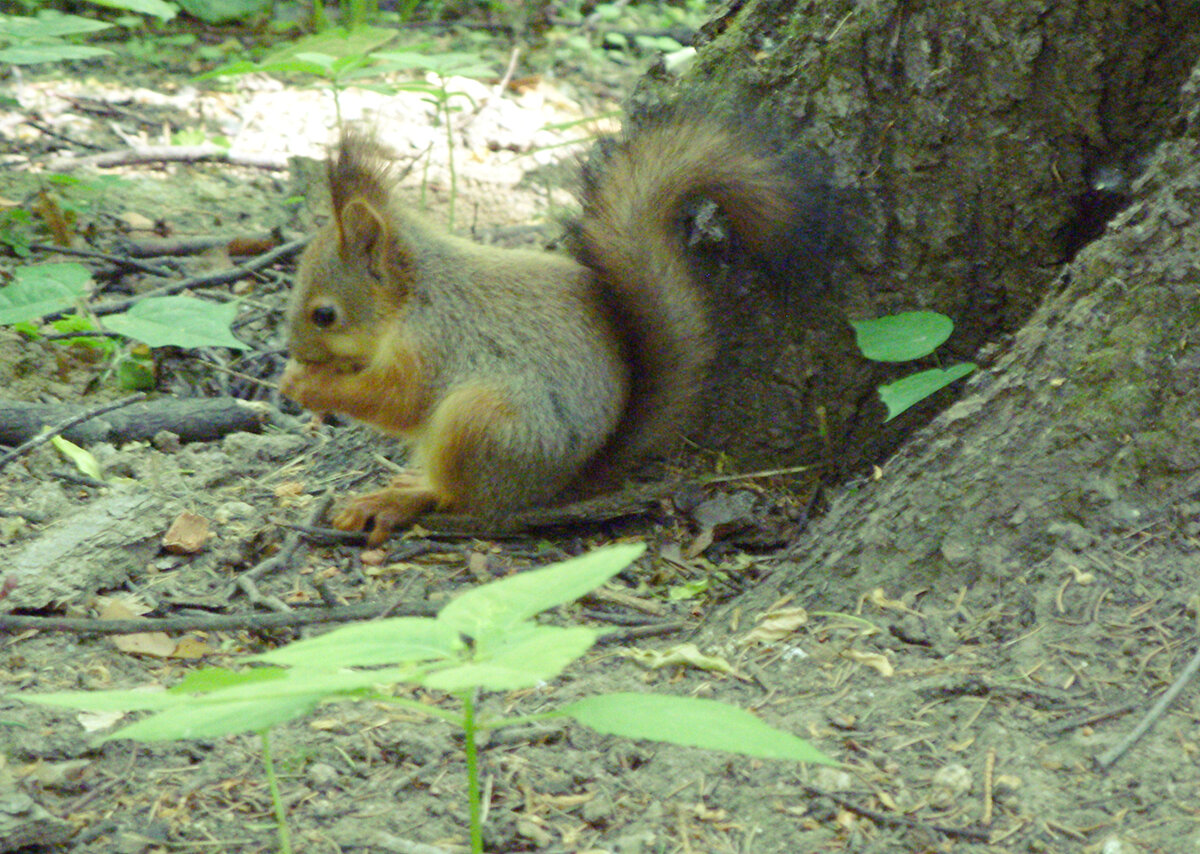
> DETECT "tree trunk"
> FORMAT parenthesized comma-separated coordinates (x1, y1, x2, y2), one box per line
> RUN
(662, 0, 1200, 474)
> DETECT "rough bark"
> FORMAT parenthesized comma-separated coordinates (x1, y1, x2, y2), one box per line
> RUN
(654, 0, 1200, 472)
(738, 59, 1200, 607)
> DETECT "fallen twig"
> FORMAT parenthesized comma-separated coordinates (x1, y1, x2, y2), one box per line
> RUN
(0, 600, 436, 635)
(1095, 641, 1200, 768)
(87, 236, 310, 317)
(46, 144, 290, 172)
(0, 393, 146, 473)
(28, 242, 175, 277)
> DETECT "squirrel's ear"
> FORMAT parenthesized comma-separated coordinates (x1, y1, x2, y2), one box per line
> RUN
(337, 197, 411, 286)
(338, 198, 387, 255)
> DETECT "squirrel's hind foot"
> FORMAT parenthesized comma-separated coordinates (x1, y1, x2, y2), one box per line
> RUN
(333, 473, 437, 546)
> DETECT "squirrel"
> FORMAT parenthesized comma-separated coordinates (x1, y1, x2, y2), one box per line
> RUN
(279, 116, 804, 546)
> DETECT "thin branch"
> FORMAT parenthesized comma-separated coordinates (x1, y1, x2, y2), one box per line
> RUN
(0, 393, 146, 473)
(28, 243, 175, 277)
(0, 600, 436, 635)
(87, 236, 310, 316)
(1095, 642, 1200, 768)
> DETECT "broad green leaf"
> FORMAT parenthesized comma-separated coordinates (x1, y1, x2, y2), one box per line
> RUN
(252, 617, 463, 668)
(171, 666, 287, 694)
(103, 296, 247, 349)
(851, 311, 954, 362)
(560, 693, 838, 765)
(195, 58, 258, 79)
(422, 625, 599, 692)
(879, 363, 976, 421)
(261, 26, 398, 64)
(0, 263, 92, 324)
(173, 0, 271, 25)
(0, 45, 112, 64)
(25, 665, 417, 717)
(0, 12, 112, 40)
(87, 0, 178, 20)
(51, 436, 104, 481)
(437, 543, 644, 637)
(371, 50, 494, 78)
(100, 695, 320, 741)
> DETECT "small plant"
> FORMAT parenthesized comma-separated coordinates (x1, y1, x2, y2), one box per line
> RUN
(20, 543, 836, 854)
(1, 262, 246, 388)
(202, 33, 492, 229)
(0, 10, 113, 65)
(851, 310, 976, 420)
(370, 50, 495, 228)
(198, 26, 400, 126)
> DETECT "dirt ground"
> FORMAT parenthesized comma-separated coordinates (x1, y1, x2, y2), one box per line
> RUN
(1, 34, 1198, 854)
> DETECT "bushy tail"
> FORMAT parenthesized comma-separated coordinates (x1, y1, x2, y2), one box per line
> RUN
(570, 118, 799, 476)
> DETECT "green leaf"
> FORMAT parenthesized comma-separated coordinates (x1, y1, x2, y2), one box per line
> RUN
(87, 0, 179, 21)
(879, 363, 976, 421)
(101, 695, 321, 741)
(422, 624, 599, 692)
(21, 686, 178, 713)
(0, 44, 112, 64)
(171, 666, 287, 693)
(173, 0, 271, 24)
(103, 296, 248, 349)
(251, 617, 464, 668)
(560, 694, 838, 765)
(262, 26, 398, 63)
(851, 311, 954, 362)
(0, 263, 92, 324)
(437, 543, 644, 638)
(0, 11, 112, 40)
(371, 50, 494, 78)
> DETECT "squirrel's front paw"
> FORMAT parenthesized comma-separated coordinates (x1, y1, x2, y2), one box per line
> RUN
(333, 481, 438, 547)
(279, 360, 321, 405)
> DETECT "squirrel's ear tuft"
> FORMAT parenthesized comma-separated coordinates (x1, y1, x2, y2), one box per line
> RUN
(328, 126, 394, 212)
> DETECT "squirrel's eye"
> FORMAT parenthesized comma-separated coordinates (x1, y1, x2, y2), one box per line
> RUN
(310, 305, 337, 328)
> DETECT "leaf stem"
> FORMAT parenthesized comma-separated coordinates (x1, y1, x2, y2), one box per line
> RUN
(461, 691, 483, 853)
(261, 729, 293, 854)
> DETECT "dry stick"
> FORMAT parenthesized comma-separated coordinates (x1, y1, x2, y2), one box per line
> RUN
(1095, 642, 1200, 769)
(0, 600, 436, 635)
(801, 784, 990, 843)
(982, 747, 996, 826)
(46, 144, 290, 172)
(0, 393, 146, 473)
(28, 242, 175, 277)
(88, 236, 310, 317)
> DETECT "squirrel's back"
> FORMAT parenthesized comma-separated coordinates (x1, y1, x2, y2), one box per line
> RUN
(570, 117, 802, 477)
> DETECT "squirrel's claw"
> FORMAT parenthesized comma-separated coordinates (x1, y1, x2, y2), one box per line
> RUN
(333, 479, 438, 546)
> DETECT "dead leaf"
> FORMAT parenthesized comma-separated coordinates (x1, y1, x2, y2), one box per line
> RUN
(169, 636, 213, 659)
(78, 710, 126, 732)
(741, 606, 808, 644)
(96, 595, 151, 618)
(844, 649, 894, 676)
(274, 481, 305, 500)
(359, 549, 388, 566)
(162, 511, 210, 554)
(97, 596, 181, 658)
(862, 587, 919, 615)
(113, 630, 177, 658)
(620, 643, 749, 680)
